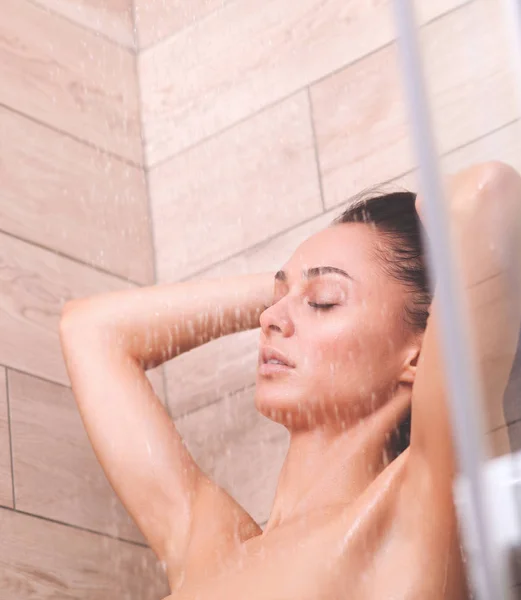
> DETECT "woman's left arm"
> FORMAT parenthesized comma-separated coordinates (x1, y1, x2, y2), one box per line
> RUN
(409, 161, 521, 480)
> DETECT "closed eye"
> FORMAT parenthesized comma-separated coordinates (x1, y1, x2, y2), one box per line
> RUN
(308, 302, 337, 310)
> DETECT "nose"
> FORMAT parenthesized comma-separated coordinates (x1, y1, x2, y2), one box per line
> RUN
(259, 299, 294, 338)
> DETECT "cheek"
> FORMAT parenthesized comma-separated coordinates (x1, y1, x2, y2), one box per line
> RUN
(300, 321, 360, 375)
(300, 314, 396, 384)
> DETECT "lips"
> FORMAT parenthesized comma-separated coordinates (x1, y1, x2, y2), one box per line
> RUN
(259, 346, 295, 368)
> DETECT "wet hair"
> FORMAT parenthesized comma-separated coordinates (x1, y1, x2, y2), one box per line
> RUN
(331, 188, 433, 457)
(331, 187, 432, 331)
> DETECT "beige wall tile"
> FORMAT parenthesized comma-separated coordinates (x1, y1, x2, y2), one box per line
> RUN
(381, 120, 521, 196)
(0, 107, 153, 285)
(176, 386, 288, 524)
(165, 211, 334, 417)
(311, 0, 517, 209)
(0, 0, 141, 164)
(8, 370, 145, 542)
(150, 92, 322, 283)
(138, 0, 467, 166)
(166, 329, 259, 418)
(134, 0, 228, 49)
(31, 0, 134, 47)
(310, 43, 411, 208)
(0, 507, 169, 599)
(443, 121, 521, 175)
(0, 369, 13, 508)
(487, 425, 511, 459)
(0, 232, 136, 386)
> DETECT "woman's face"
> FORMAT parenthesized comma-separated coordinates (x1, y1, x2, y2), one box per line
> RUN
(254, 222, 421, 429)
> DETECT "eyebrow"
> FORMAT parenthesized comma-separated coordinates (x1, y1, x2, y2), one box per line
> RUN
(274, 266, 354, 282)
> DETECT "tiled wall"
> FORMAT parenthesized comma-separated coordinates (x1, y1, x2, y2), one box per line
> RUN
(0, 1, 168, 598)
(137, 0, 521, 529)
(3, 0, 521, 597)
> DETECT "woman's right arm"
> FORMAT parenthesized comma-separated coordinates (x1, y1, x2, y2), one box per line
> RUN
(59, 272, 274, 584)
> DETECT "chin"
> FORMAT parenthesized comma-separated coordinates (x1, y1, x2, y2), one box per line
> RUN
(254, 380, 301, 425)
(254, 378, 322, 428)
(255, 375, 356, 429)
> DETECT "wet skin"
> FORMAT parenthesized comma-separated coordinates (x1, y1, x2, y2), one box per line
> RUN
(60, 163, 521, 599)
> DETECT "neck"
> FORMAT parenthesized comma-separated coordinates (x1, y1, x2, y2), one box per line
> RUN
(265, 392, 410, 531)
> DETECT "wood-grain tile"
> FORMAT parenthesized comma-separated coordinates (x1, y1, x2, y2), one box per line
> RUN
(443, 122, 521, 175)
(0, 369, 13, 508)
(8, 370, 144, 542)
(311, 0, 517, 209)
(31, 0, 134, 47)
(378, 120, 521, 197)
(0, 232, 137, 386)
(176, 386, 288, 524)
(0, 0, 141, 164)
(0, 107, 153, 284)
(138, 0, 468, 166)
(134, 0, 228, 49)
(165, 210, 334, 417)
(0, 507, 169, 599)
(150, 92, 322, 283)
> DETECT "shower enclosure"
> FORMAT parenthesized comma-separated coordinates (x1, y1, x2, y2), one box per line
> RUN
(0, 0, 520, 597)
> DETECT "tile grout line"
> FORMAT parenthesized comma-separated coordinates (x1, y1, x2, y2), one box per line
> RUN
(440, 117, 520, 157)
(0, 102, 142, 170)
(144, 1, 472, 171)
(139, 0, 243, 54)
(0, 226, 143, 287)
(139, 0, 474, 56)
(25, 0, 136, 55)
(424, 0, 475, 27)
(5, 366, 71, 392)
(0, 504, 149, 548)
(489, 415, 521, 435)
(2, 364, 256, 432)
(180, 116, 521, 283)
(5, 370, 16, 510)
(172, 382, 257, 422)
(130, 0, 173, 418)
(306, 87, 326, 212)
(2, 363, 171, 407)
(146, 39, 398, 172)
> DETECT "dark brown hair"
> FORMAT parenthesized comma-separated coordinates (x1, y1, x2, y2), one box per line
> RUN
(332, 188, 433, 456)
(331, 188, 432, 331)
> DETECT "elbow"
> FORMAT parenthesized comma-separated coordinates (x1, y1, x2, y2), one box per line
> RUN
(452, 160, 521, 230)
(470, 161, 521, 214)
(478, 161, 521, 242)
(59, 299, 130, 364)
(448, 161, 521, 287)
(59, 299, 97, 350)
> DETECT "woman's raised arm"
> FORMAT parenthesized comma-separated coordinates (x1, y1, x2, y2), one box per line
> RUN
(410, 162, 521, 479)
(59, 272, 273, 587)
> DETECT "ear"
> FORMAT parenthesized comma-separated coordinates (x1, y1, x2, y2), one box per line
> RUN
(399, 345, 421, 385)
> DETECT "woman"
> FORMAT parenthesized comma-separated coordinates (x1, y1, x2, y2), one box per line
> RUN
(60, 162, 521, 599)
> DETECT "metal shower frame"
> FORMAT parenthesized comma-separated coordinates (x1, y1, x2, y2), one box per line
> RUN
(392, 1, 521, 598)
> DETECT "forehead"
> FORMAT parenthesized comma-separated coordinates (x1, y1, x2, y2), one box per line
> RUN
(282, 223, 378, 277)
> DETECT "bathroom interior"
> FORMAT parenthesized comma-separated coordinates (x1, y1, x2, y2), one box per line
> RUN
(1, 0, 521, 597)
